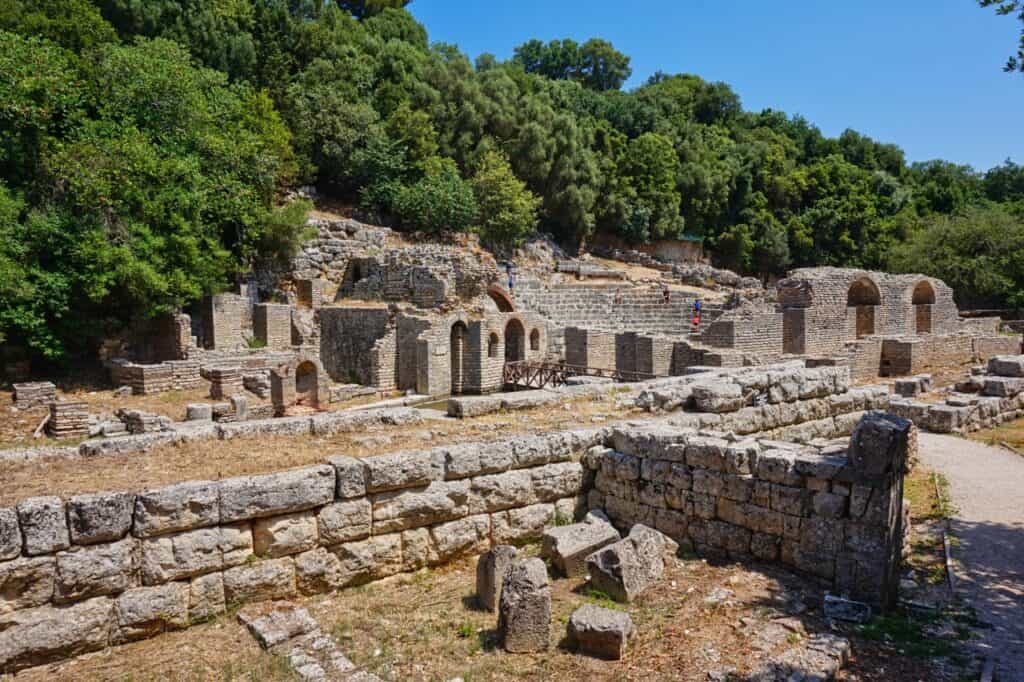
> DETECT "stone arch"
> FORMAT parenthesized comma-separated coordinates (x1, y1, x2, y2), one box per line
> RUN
(450, 321, 468, 395)
(505, 319, 526, 362)
(529, 328, 540, 352)
(270, 352, 328, 415)
(912, 280, 936, 334)
(487, 286, 516, 313)
(295, 361, 318, 406)
(847, 277, 881, 339)
(488, 332, 500, 358)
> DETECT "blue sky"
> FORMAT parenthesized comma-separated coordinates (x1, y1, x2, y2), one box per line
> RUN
(409, 0, 1024, 171)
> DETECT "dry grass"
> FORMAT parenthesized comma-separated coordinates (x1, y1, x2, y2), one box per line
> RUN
(969, 417, 1024, 455)
(0, 394, 634, 505)
(14, 546, 952, 682)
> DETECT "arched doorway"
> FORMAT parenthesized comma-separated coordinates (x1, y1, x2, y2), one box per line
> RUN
(505, 319, 525, 362)
(912, 281, 935, 335)
(847, 277, 881, 339)
(450, 322, 468, 395)
(295, 361, 319, 407)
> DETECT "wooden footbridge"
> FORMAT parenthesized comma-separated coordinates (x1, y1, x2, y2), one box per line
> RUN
(502, 361, 660, 391)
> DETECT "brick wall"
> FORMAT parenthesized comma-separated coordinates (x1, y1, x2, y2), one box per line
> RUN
(253, 304, 293, 351)
(319, 307, 393, 386)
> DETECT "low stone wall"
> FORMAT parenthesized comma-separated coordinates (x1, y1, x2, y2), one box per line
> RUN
(587, 414, 910, 609)
(0, 429, 601, 673)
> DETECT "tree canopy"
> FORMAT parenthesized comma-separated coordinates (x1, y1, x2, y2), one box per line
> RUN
(1, 1, 1022, 363)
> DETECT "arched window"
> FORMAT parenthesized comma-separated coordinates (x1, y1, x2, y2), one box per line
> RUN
(488, 333, 500, 358)
(505, 319, 526, 362)
(529, 328, 540, 352)
(913, 281, 936, 334)
(847, 277, 881, 338)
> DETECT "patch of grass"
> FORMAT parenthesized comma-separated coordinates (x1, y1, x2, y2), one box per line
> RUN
(580, 586, 625, 611)
(552, 511, 572, 527)
(858, 609, 957, 658)
(247, 337, 267, 350)
(456, 622, 475, 639)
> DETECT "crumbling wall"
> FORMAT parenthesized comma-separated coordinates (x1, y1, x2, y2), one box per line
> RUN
(0, 431, 597, 673)
(319, 307, 393, 386)
(253, 304, 293, 351)
(588, 413, 910, 610)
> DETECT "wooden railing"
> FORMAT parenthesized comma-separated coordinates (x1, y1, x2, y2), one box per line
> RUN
(502, 361, 659, 391)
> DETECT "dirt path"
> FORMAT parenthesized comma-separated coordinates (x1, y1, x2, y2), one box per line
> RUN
(918, 433, 1024, 681)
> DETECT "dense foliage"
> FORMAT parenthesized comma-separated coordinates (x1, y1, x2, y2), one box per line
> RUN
(1, 0, 1022, 362)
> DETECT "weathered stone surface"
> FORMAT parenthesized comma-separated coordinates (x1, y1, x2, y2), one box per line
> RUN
(988, 355, 1024, 378)
(498, 558, 551, 653)
(17, 496, 70, 556)
(113, 583, 189, 643)
(691, 382, 744, 413)
(532, 461, 585, 502)
(0, 597, 113, 673)
(133, 480, 221, 538)
(330, 534, 403, 586)
(982, 376, 1024, 398)
(185, 403, 212, 421)
(476, 545, 518, 612)
(0, 509, 21, 561)
(223, 558, 296, 606)
(54, 538, 137, 603)
(401, 528, 439, 570)
(237, 601, 319, 649)
(188, 572, 225, 622)
(541, 518, 621, 577)
(431, 514, 490, 561)
(220, 465, 334, 523)
(372, 480, 470, 532)
(469, 469, 534, 513)
(294, 547, 344, 595)
(67, 491, 134, 545)
(253, 512, 319, 558)
(140, 524, 252, 585)
(585, 524, 677, 603)
(327, 455, 367, 499)
(0, 556, 55, 614)
(567, 604, 635, 660)
(444, 442, 515, 480)
(317, 499, 372, 545)
(823, 594, 872, 623)
(848, 412, 910, 476)
(491, 503, 555, 544)
(362, 451, 435, 493)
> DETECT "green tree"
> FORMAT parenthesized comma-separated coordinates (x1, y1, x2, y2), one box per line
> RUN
(471, 151, 540, 247)
(979, 0, 1024, 72)
(621, 132, 683, 241)
(392, 158, 477, 233)
(337, 0, 411, 20)
(0, 0, 117, 52)
(512, 37, 631, 90)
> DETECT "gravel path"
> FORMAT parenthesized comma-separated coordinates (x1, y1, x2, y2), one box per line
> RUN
(918, 433, 1024, 681)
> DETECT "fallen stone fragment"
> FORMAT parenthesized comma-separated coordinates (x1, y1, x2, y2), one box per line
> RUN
(475, 545, 517, 612)
(822, 594, 872, 623)
(498, 558, 551, 653)
(541, 515, 620, 578)
(585, 524, 678, 603)
(567, 604, 635, 660)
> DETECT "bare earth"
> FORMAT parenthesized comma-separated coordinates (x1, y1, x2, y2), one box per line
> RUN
(918, 432, 1024, 681)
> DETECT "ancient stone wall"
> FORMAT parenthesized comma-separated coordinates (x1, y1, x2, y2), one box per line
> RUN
(0, 430, 598, 673)
(700, 309, 784, 355)
(587, 413, 910, 610)
(319, 307, 393, 386)
(253, 304, 293, 351)
(203, 293, 250, 350)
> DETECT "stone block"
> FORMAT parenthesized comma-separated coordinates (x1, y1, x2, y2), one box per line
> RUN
(491, 504, 555, 545)
(373, 481, 470, 532)
(0, 556, 55, 614)
(431, 514, 490, 561)
(498, 558, 551, 653)
(0, 509, 20, 560)
(54, 537, 138, 603)
(401, 528, 439, 571)
(185, 403, 212, 421)
(444, 442, 515, 480)
(133, 480, 221, 538)
(113, 583, 189, 643)
(823, 594, 872, 623)
(16, 496, 70, 556)
(237, 601, 320, 649)
(294, 547, 345, 595)
(531, 462, 585, 502)
(848, 413, 910, 476)
(140, 524, 252, 585)
(223, 558, 296, 606)
(362, 451, 435, 493)
(327, 455, 367, 499)
(0, 597, 114, 673)
(585, 524, 677, 603)
(893, 379, 920, 398)
(220, 465, 335, 523)
(685, 437, 730, 471)
(476, 545, 518, 612)
(331, 534, 403, 586)
(188, 573, 225, 622)
(317, 499, 372, 545)
(567, 604, 635, 660)
(541, 517, 621, 577)
(67, 491, 134, 545)
(988, 355, 1024, 378)
(253, 512, 319, 558)
(813, 492, 847, 519)
(691, 382, 744, 413)
(469, 470, 534, 514)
